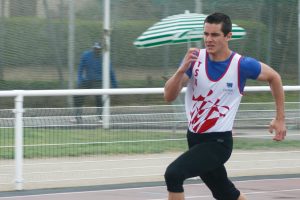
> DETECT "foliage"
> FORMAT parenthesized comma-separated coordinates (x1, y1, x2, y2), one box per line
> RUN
(0, 12, 294, 70)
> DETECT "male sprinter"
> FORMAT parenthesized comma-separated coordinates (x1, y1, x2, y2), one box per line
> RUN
(164, 12, 286, 200)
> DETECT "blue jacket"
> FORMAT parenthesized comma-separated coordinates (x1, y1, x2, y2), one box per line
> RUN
(77, 50, 118, 88)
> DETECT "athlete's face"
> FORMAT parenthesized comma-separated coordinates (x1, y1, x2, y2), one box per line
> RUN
(203, 23, 232, 55)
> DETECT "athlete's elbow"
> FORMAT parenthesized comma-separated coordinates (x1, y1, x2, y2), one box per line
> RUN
(164, 91, 177, 102)
(164, 82, 182, 102)
(268, 70, 282, 85)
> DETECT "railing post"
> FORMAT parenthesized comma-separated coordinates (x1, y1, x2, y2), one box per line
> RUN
(102, 0, 111, 129)
(14, 92, 24, 190)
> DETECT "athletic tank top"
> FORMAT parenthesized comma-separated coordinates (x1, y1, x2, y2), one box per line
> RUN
(185, 49, 242, 134)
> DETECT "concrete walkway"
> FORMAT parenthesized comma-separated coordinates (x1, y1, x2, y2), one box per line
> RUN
(1, 150, 300, 191)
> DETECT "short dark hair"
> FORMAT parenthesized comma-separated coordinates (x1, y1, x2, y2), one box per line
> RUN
(204, 12, 232, 36)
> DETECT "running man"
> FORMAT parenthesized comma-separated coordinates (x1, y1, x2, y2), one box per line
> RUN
(164, 12, 286, 200)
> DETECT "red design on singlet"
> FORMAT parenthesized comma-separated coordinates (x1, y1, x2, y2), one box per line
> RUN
(190, 90, 229, 133)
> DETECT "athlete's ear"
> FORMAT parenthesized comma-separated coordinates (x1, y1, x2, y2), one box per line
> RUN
(225, 32, 232, 41)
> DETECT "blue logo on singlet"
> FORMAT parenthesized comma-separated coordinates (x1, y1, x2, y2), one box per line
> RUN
(223, 82, 234, 94)
(227, 82, 233, 88)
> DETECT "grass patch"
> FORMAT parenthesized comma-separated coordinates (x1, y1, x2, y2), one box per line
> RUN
(233, 138, 300, 150)
(1, 128, 300, 159)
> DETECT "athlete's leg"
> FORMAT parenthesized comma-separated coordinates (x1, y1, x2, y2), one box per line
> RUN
(200, 134, 245, 200)
(238, 193, 247, 200)
(165, 138, 231, 198)
(168, 192, 184, 200)
(200, 165, 241, 200)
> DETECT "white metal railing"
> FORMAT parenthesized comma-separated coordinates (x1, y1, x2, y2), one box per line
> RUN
(0, 86, 299, 190)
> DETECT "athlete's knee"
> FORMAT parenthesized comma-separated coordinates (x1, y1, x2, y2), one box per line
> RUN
(212, 188, 240, 200)
(164, 164, 185, 193)
(164, 164, 184, 181)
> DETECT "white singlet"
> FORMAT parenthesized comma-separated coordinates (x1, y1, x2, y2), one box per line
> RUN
(185, 49, 242, 134)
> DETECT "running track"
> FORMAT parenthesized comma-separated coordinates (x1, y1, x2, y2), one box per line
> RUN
(1, 175, 300, 200)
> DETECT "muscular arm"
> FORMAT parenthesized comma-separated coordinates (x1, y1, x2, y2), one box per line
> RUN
(164, 48, 199, 102)
(257, 62, 286, 141)
(164, 70, 189, 102)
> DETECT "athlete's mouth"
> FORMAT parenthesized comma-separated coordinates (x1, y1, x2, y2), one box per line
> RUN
(205, 44, 214, 48)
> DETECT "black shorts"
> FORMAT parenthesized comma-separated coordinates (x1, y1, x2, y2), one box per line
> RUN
(164, 130, 240, 200)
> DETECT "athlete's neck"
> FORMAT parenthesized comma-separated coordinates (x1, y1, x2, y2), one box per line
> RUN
(208, 49, 232, 62)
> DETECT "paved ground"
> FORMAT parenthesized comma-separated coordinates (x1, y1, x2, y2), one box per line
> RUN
(0, 128, 299, 199)
(1, 146, 300, 191)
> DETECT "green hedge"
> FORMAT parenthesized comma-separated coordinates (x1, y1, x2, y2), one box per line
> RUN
(0, 17, 274, 69)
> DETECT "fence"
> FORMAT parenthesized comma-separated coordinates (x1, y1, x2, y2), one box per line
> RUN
(0, 0, 299, 95)
(0, 86, 300, 191)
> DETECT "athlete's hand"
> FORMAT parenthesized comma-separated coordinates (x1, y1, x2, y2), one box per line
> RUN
(269, 118, 287, 141)
(178, 48, 200, 74)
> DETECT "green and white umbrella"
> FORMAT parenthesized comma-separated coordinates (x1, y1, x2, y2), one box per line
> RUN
(134, 10, 246, 48)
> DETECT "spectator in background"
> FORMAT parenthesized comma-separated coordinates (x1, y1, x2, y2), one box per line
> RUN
(72, 42, 118, 123)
